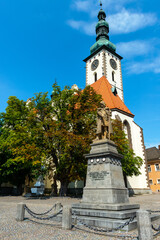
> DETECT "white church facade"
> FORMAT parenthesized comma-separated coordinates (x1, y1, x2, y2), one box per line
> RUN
(81, 4, 150, 194)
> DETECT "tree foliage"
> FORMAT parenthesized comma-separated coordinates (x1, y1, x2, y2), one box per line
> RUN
(0, 96, 46, 193)
(27, 83, 102, 194)
(0, 87, 144, 195)
(111, 119, 143, 177)
(0, 83, 102, 195)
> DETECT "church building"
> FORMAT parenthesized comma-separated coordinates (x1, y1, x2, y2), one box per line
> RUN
(82, 3, 150, 194)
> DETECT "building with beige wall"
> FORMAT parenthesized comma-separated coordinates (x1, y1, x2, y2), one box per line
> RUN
(146, 146, 160, 192)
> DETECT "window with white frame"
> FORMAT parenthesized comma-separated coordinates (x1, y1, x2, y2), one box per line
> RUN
(149, 179, 153, 185)
(157, 179, 160, 184)
(148, 165, 151, 172)
(155, 164, 160, 171)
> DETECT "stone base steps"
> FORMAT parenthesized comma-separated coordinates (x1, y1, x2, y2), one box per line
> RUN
(71, 206, 138, 231)
(70, 203, 160, 231)
(72, 214, 137, 231)
(73, 208, 137, 219)
(51, 208, 160, 232)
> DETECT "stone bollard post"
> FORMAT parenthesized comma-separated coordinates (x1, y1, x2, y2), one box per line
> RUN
(55, 202, 62, 212)
(62, 205, 72, 230)
(137, 209, 153, 240)
(16, 202, 25, 221)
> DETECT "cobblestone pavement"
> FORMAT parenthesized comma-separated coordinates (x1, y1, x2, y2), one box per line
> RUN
(1, 194, 160, 239)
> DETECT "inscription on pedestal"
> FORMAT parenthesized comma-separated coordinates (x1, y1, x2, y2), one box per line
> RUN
(89, 171, 110, 180)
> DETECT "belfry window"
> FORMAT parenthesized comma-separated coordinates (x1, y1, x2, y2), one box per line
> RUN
(94, 72, 97, 82)
(112, 71, 115, 82)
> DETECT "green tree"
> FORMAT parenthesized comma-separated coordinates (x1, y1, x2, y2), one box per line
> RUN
(111, 119, 143, 186)
(0, 83, 102, 196)
(0, 97, 44, 194)
(27, 83, 102, 195)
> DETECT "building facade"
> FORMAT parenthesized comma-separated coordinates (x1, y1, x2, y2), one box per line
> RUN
(146, 146, 160, 192)
(83, 4, 151, 194)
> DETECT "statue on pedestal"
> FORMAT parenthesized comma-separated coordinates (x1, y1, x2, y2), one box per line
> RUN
(96, 101, 113, 140)
(72, 102, 140, 231)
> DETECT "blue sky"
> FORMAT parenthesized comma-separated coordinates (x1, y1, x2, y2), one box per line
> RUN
(0, 0, 159, 148)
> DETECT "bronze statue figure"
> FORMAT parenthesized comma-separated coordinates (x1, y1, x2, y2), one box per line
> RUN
(96, 101, 113, 140)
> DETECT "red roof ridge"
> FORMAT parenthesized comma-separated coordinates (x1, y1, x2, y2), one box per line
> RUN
(90, 76, 134, 116)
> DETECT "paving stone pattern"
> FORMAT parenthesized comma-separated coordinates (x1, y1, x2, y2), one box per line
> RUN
(0, 194, 160, 239)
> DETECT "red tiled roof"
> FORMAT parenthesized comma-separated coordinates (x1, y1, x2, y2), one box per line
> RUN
(90, 76, 134, 116)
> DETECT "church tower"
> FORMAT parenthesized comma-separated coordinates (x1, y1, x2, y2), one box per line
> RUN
(83, 3, 151, 195)
(84, 3, 124, 101)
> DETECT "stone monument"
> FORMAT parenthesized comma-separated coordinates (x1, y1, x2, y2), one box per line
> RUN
(72, 102, 140, 230)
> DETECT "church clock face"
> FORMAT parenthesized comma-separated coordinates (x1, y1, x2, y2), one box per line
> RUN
(91, 59, 99, 71)
(110, 59, 117, 70)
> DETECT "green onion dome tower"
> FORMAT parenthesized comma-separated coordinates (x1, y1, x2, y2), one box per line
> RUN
(90, 2, 116, 54)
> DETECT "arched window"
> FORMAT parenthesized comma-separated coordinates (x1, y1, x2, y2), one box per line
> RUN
(112, 71, 115, 82)
(94, 72, 97, 82)
(123, 120, 132, 149)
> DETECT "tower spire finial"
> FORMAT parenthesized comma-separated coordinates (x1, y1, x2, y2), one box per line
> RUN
(90, 1, 116, 54)
(100, 1, 102, 9)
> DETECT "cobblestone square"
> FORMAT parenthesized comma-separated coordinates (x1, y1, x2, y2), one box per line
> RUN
(1, 194, 160, 239)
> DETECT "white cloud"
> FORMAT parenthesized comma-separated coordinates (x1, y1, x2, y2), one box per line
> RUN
(100, 0, 136, 13)
(71, 0, 135, 16)
(116, 40, 152, 58)
(72, 0, 90, 12)
(71, 0, 97, 17)
(145, 142, 160, 149)
(67, 20, 96, 35)
(126, 56, 160, 74)
(108, 9, 157, 34)
(68, 9, 157, 35)
(67, 20, 84, 30)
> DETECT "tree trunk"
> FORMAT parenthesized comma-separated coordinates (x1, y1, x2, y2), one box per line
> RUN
(17, 184, 23, 195)
(23, 175, 30, 195)
(50, 176, 58, 196)
(59, 181, 69, 196)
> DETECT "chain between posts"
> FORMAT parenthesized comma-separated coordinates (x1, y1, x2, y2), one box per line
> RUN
(150, 210, 160, 213)
(24, 204, 139, 239)
(152, 225, 160, 238)
(24, 204, 57, 216)
(24, 205, 63, 220)
(148, 210, 160, 238)
(72, 211, 138, 239)
(147, 209, 160, 237)
(152, 224, 160, 232)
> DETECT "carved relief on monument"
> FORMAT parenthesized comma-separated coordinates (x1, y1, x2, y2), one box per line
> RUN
(89, 171, 110, 180)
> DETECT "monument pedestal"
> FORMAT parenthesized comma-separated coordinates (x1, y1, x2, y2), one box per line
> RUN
(72, 139, 140, 231)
